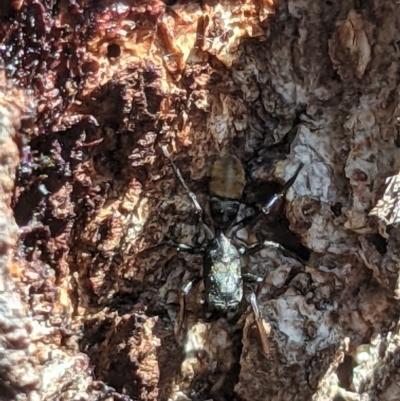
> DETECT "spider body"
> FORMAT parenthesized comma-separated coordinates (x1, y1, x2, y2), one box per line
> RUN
(161, 145, 303, 335)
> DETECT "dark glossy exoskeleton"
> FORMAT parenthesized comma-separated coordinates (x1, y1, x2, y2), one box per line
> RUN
(161, 145, 303, 342)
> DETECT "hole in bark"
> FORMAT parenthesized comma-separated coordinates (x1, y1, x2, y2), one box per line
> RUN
(336, 354, 354, 390)
(330, 202, 342, 217)
(107, 43, 121, 58)
(366, 234, 387, 255)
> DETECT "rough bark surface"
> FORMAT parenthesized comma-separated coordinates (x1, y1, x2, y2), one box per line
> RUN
(1, 1, 400, 400)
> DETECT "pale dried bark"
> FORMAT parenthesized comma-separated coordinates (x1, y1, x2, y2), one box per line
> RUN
(1, 1, 400, 400)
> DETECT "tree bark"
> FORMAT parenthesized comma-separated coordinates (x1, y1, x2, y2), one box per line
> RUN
(1, 0, 400, 400)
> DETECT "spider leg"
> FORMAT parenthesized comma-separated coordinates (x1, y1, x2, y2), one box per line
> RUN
(229, 162, 304, 237)
(161, 145, 214, 239)
(164, 239, 203, 336)
(165, 239, 203, 337)
(249, 292, 270, 355)
(242, 272, 264, 283)
(176, 277, 202, 337)
(262, 162, 303, 216)
(240, 239, 305, 264)
(165, 239, 204, 254)
(161, 145, 203, 215)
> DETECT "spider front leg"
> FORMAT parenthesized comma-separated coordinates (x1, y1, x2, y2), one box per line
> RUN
(230, 162, 304, 235)
(161, 145, 214, 239)
(161, 145, 203, 216)
(262, 162, 304, 216)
